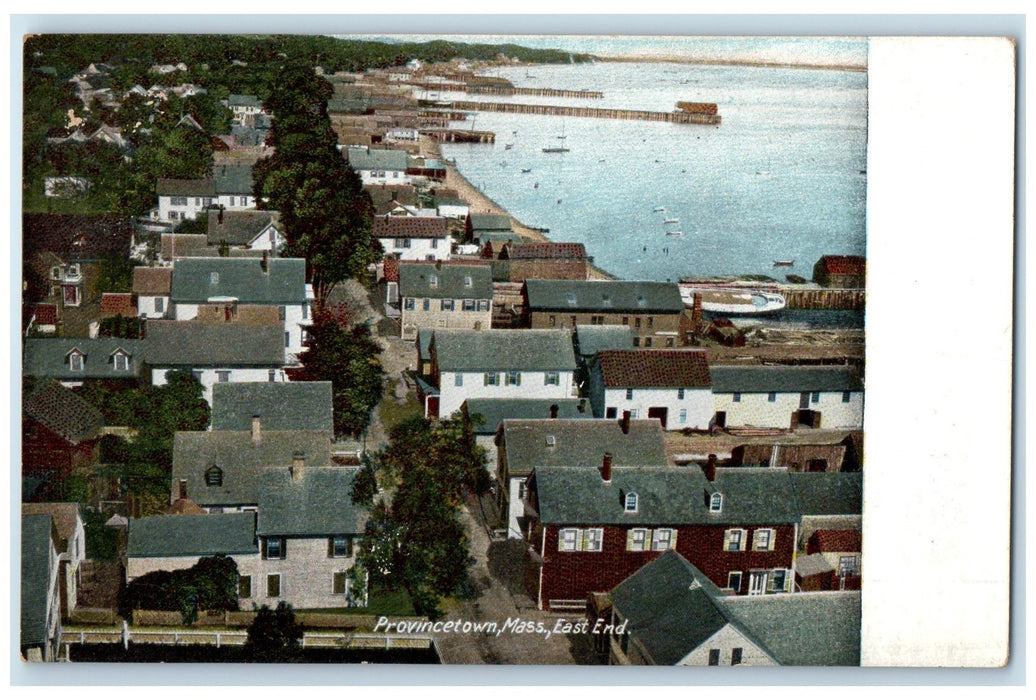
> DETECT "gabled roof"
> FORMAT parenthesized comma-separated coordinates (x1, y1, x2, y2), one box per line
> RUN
(816, 255, 866, 276)
(170, 258, 306, 304)
(144, 321, 285, 367)
(709, 366, 864, 394)
(210, 382, 333, 433)
(575, 325, 636, 357)
(809, 529, 862, 553)
(156, 178, 216, 197)
(346, 147, 409, 172)
(228, 94, 263, 108)
(24, 338, 144, 380)
(256, 467, 367, 536)
(373, 216, 448, 240)
(502, 242, 587, 260)
(432, 329, 576, 373)
(501, 419, 667, 476)
(609, 552, 730, 665)
(399, 262, 492, 299)
(127, 512, 258, 558)
(213, 164, 254, 195)
(597, 350, 711, 389)
(22, 214, 135, 261)
(525, 280, 684, 314)
(795, 552, 835, 578)
(463, 399, 591, 435)
(21, 514, 57, 648)
(467, 213, 512, 232)
(24, 381, 103, 445)
(365, 184, 418, 211)
(22, 503, 81, 552)
(171, 430, 332, 507)
(132, 266, 173, 295)
(207, 211, 277, 246)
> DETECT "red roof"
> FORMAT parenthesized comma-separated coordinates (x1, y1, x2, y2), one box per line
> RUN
(810, 529, 862, 553)
(372, 216, 448, 240)
(100, 293, 136, 318)
(383, 257, 400, 283)
(30, 304, 58, 325)
(504, 242, 587, 260)
(598, 350, 711, 389)
(132, 267, 173, 295)
(818, 255, 866, 276)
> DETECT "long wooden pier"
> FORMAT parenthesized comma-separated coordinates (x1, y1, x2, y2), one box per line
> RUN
(467, 85, 604, 99)
(781, 288, 865, 311)
(422, 129, 496, 144)
(448, 100, 721, 125)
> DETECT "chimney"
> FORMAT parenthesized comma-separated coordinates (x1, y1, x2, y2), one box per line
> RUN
(291, 451, 305, 481)
(178, 479, 188, 500)
(218, 207, 224, 224)
(251, 415, 261, 443)
(601, 452, 613, 483)
(620, 410, 631, 435)
(549, 403, 559, 419)
(692, 292, 703, 326)
(260, 251, 268, 273)
(704, 454, 718, 482)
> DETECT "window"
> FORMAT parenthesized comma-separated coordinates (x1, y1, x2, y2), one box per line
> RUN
(404, 298, 415, 310)
(767, 392, 777, 402)
(585, 528, 604, 552)
(268, 370, 277, 382)
(753, 528, 775, 551)
(770, 569, 789, 593)
(69, 351, 85, 372)
(505, 371, 521, 386)
(624, 492, 638, 512)
(622, 316, 629, 325)
(678, 388, 685, 400)
(549, 315, 556, 327)
(731, 648, 743, 666)
(431, 238, 439, 249)
(454, 374, 463, 387)
(733, 392, 741, 402)
(329, 535, 352, 558)
(238, 575, 252, 598)
(477, 299, 490, 312)
(278, 306, 286, 321)
(332, 571, 348, 595)
(560, 528, 603, 552)
(605, 407, 617, 419)
(591, 315, 605, 325)
(210, 272, 219, 284)
(544, 371, 559, 386)
(643, 337, 652, 347)
(394, 238, 408, 249)
(263, 538, 285, 560)
(302, 304, 309, 320)
(628, 529, 648, 552)
(464, 276, 472, 288)
(484, 372, 500, 386)
(635, 317, 642, 328)
(727, 571, 742, 592)
(839, 555, 861, 577)
(423, 299, 431, 311)
(626, 388, 634, 400)
(666, 338, 675, 347)
(191, 370, 204, 383)
(629, 409, 638, 419)
(651, 528, 674, 551)
(228, 197, 236, 207)
(679, 408, 687, 423)
(462, 299, 476, 312)
(429, 274, 438, 288)
(724, 528, 746, 552)
(155, 297, 165, 313)
(266, 574, 281, 598)
(441, 299, 455, 311)
(811, 391, 821, 403)
(217, 370, 230, 383)
(204, 466, 223, 487)
(559, 528, 578, 552)
(647, 317, 654, 328)
(708, 650, 720, 666)
(710, 493, 723, 513)
(842, 391, 852, 403)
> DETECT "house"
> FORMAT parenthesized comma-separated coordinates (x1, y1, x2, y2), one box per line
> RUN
(21, 514, 62, 662)
(465, 213, 512, 244)
(228, 94, 265, 126)
(210, 381, 334, 433)
(384, 127, 420, 142)
(44, 176, 90, 198)
(406, 156, 447, 182)
(803, 529, 862, 591)
(207, 210, 284, 253)
(22, 381, 103, 479)
(155, 164, 256, 223)
(573, 324, 635, 389)
(24, 303, 58, 335)
(434, 192, 470, 220)
(23, 338, 146, 386)
(169, 257, 312, 354)
(461, 398, 592, 478)
(812, 255, 866, 289)
(132, 267, 173, 319)
(22, 503, 87, 621)
(499, 242, 589, 282)
(497, 416, 668, 539)
(731, 435, 858, 472)
(374, 216, 451, 262)
(523, 460, 862, 610)
(144, 321, 288, 404)
(345, 146, 410, 186)
(398, 262, 492, 341)
(587, 349, 713, 430)
(524, 280, 686, 347)
(365, 184, 419, 216)
(710, 366, 864, 430)
(425, 329, 578, 419)
(605, 552, 861, 666)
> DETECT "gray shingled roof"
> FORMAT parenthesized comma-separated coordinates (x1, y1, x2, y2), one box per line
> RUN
(609, 552, 730, 665)
(525, 280, 684, 314)
(127, 512, 259, 558)
(145, 322, 285, 366)
(709, 366, 864, 394)
(788, 472, 863, 516)
(433, 329, 576, 372)
(468, 213, 512, 232)
(575, 325, 635, 357)
(24, 338, 145, 380)
(207, 211, 277, 246)
(257, 467, 367, 536)
(213, 164, 254, 195)
(157, 178, 216, 197)
(501, 419, 667, 476)
(346, 147, 408, 172)
(417, 329, 434, 362)
(399, 263, 492, 299)
(21, 514, 56, 648)
(171, 430, 332, 507)
(795, 553, 835, 578)
(463, 399, 591, 435)
(170, 258, 306, 304)
(228, 94, 262, 108)
(210, 382, 333, 433)
(718, 593, 861, 665)
(23, 381, 103, 445)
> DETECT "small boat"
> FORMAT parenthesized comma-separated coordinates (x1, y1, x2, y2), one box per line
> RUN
(521, 168, 532, 174)
(679, 285, 787, 317)
(772, 260, 795, 267)
(504, 143, 513, 150)
(542, 147, 569, 153)
(664, 218, 679, 225)
(665, 231, 682, 237)
(653, 206, 666, 213)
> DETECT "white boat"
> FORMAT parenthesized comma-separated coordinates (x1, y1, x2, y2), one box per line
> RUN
(679, 286, 787, 316)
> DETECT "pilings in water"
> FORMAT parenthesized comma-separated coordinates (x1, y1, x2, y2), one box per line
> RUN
(422, 129, 496, 144)
(467, 85, 605, 99)
(448, 100, 722, 125)
(781, 288, 865, 310)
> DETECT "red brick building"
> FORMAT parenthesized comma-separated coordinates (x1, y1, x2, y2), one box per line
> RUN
(22, 380, 103, 479)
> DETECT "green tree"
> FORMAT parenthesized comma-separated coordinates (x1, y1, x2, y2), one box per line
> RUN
(120, 555, 240, 623)
(351, 455, 379, 508)
(244, 601, 303, 663)
(96, 256, 137, 294)
(299, 314, 383, 439)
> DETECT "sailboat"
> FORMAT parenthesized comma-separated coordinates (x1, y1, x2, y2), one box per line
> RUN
(542, 121, 570, 153)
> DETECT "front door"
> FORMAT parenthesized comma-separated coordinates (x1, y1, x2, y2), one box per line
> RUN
(426, 395, 439, 419)
(748, 571, 767, 596)
(714, 411, 726, 429)
(647, 407, 668, 429)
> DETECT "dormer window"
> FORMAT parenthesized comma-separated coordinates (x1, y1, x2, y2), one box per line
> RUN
(566, 293, 577, 306)
(205, 466, 223, 487)
(68, 349, 85, 372)
(464, 276, 472, 288)
(210, 272, 220, 284)
(429, 273, 438, 288)
(710, 492, 723, 513)
(637, 296, 647, 308)
(111, 350, 129, 372)
(624, 492, 638, 513)
(545, 435, 556, 448)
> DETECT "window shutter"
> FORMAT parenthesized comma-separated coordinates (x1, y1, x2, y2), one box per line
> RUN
(753, 529, 763, 550)
(669, 529, 678, 551)
(328, 537, 334, 558)
(723, 529, 732, 551)
(579, 529, 588, 551)
(766, 573, 775, 593)
(626, 529, 636, 551)
(281, 538, 287, 558)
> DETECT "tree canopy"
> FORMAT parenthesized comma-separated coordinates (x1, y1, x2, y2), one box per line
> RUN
(245, 601, 303, 663)
(120, 554, 240, 623)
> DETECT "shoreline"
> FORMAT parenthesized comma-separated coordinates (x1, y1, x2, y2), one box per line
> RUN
(592, 56, 867, 73)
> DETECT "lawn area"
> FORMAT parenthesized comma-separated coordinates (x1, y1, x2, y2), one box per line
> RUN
(377, 379, 424, 430)
(297, 586, 416, 617)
